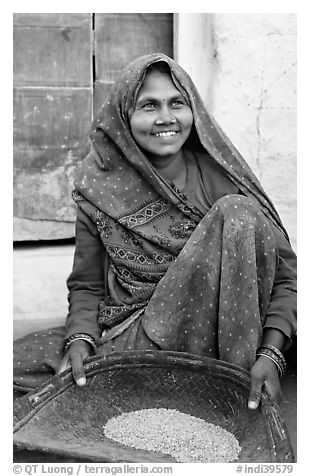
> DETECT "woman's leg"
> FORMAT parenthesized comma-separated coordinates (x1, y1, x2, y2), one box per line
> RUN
(142, 194, 278, 370)
(13, 318, 159, 396)
(13, 326, 65, 394)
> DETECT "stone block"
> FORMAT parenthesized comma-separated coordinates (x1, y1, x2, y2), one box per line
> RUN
(13, 245, 75, 321)
(13, 87, 92, 239)
(13, 218, 76, 242)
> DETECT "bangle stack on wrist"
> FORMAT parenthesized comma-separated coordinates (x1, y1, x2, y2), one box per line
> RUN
(63, 333, 97, 354)
(256, 344, 286, 378)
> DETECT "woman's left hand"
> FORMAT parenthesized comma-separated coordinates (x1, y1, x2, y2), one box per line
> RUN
(248, 356, 282, 410)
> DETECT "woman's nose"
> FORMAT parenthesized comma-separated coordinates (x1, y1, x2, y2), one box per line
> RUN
(155, 106, 176, 125)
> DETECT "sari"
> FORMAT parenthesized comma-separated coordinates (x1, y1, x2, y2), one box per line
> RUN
(13, 53, 296, 393)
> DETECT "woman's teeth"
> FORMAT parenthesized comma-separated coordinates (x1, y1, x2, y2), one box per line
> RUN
(154, 131, 177, 137)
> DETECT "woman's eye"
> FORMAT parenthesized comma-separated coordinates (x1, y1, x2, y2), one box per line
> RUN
(171, 100, 184, 107)
(142, 103, 156, 110)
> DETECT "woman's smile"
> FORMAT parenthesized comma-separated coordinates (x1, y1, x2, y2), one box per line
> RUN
(153, 130, 178, 138)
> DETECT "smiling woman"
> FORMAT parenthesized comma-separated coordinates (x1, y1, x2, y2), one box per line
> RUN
(130, 63, 193, 190)
(131, 64, 192, 156)
(13, 53, 296, 414)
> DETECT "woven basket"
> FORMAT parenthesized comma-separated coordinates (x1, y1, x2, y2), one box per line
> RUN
(13, 351, 294, 463)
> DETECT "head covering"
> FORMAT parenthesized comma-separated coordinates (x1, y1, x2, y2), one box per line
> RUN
(73, 52, 288, 241)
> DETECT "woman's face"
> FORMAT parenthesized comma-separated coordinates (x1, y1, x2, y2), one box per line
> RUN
(130, 70, 193, 164)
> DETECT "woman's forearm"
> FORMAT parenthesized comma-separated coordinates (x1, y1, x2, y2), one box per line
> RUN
(262, 327, 286, 352)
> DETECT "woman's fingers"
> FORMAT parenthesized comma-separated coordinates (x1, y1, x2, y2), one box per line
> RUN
(248, 374, 263, 410)
(72, 340, 93, 386)
(70, 346, 90, 386)
(248, 357, 266, 409)
(264, 375, 283, 405)
(56, 341, 92, 386)
(56, 354, 71, 375)
(248, 356, 282, 410)
(56, 350, 87, 386)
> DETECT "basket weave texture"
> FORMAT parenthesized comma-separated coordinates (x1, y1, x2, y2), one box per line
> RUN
(13, 351, 294, 463)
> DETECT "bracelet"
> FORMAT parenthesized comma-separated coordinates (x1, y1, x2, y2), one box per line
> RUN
(259, 344, 286, 365)
(256, 346, 286, 374)
(256, 346, 286, 378)
(257, 344, 286, 373)
(256, 350, 284, 378)
(63, 333, 97, 354)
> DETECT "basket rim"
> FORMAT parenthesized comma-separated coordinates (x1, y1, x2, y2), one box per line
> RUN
(14, 351, 251, 427)
(13, 350, 295, 463)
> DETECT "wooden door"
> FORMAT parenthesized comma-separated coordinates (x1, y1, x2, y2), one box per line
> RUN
(93, 13, 173, 115)
(13, 13, 173, 241)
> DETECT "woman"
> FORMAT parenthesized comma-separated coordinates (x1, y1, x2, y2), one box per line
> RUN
(14, 53, 296, 411)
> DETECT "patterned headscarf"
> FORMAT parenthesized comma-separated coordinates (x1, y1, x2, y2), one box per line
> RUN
(73, 52, 289, 241)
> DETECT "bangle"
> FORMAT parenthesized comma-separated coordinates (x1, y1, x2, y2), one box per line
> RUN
(256, 350, 284, 378)
(257, 344, 286, 372)
(257, 344, 286, 363)
(260, 344, 285, 361)
(256, 345, 286, 378)
(63, 333, 97, 354)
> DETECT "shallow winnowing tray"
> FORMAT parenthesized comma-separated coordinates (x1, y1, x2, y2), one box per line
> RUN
(13, 350, 295, 463)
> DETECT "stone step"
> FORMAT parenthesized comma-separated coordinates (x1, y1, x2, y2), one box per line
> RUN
(14, 244, 75, 322)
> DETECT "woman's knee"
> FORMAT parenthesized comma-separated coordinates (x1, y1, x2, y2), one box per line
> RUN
(213, 194, 258, 213)
(212, 194, 267, 224)
(211, 194, 277, 243)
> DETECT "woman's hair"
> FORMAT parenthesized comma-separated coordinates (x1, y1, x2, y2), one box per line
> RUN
(146, 60, 172, 76)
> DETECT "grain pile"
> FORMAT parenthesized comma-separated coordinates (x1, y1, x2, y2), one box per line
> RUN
(104, 408, 241, 463)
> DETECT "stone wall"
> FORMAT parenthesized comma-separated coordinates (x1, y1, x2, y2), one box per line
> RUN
(176, 13, 297, 250)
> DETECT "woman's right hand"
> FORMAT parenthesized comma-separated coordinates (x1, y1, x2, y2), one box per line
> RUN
(57, 340, 92, 387)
